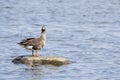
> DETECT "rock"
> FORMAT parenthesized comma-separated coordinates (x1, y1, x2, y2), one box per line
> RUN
(12, 55, 71, 66)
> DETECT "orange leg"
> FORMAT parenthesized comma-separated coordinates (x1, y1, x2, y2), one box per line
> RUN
(36, 49, 39, 57)
(32, 50, 34, 56)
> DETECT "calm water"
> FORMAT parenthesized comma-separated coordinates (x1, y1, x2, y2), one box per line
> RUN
(0, 0, 120, 80)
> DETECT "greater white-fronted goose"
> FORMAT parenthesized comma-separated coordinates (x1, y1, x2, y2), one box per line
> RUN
(18, 25, 46, 56)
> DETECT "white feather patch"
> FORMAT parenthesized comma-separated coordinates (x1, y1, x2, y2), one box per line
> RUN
(26, 46, 33, 50)
(43, 41, 45, 45)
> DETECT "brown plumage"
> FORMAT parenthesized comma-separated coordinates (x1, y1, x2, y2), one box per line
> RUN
(18, 25, 46, 56)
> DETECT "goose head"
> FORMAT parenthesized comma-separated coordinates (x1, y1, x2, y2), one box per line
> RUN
(41, 25, 46, 32)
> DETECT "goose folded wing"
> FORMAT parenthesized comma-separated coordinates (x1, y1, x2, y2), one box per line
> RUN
(19, 38, 39, 46)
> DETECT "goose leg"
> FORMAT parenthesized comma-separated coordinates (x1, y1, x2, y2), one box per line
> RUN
(36, 49, 39, 57)
(32, 50, 34, 56)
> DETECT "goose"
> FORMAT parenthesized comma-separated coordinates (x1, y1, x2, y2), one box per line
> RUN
(18, 25, 46, 56)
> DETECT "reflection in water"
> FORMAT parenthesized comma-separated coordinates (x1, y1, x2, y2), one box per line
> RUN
(24, 65, 62, 80)
(25, 66, 44, 80)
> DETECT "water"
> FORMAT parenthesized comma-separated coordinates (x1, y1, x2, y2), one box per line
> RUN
(0, 0, 120, 80)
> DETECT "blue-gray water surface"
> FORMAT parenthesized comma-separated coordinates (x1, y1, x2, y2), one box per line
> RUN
(0, 0, 120, 80)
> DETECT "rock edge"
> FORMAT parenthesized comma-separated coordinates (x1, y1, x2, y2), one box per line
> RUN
(12, 55, 71, 66)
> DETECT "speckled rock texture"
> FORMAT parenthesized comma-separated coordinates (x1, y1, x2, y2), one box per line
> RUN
(12, 55, 71, 66)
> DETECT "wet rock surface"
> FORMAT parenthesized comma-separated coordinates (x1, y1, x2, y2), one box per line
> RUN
(12, 55, 71, 66)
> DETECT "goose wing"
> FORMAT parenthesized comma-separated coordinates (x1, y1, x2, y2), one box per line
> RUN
(18, 38, 40, 46)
